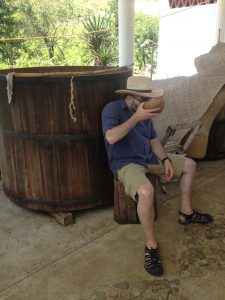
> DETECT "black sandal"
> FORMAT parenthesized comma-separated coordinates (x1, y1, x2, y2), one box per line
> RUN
(178, 209, 213, 225)
(144, 246, 163, 276)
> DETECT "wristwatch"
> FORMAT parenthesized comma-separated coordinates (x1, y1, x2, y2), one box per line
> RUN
(161, 156, 172, 165)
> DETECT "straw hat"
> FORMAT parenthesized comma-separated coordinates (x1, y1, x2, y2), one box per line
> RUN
(115, 75, 163, 98)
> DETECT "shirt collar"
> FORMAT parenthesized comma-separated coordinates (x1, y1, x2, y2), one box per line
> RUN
(120, 97, 129, 111)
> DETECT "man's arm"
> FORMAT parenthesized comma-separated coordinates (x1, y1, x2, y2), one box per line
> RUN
(150, 138, 174, 181)
(150, 138, 168, 161)
(105, 103, 160, 145)
(105, 114, 138, 145)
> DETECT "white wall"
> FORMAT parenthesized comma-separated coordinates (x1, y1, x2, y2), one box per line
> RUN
(156, 1, 217, 78)
(217, 0, 225, 42)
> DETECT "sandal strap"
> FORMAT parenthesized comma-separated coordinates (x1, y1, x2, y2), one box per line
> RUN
(144, 247, 163, 276)
(179, 210, 194, 220)
(179, 209, 213, 223)
(145, 247, 161, 267)
(192, 209, 208, 221)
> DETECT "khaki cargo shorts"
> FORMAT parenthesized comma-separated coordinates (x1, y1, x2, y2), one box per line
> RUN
(117, 154, 185, 200)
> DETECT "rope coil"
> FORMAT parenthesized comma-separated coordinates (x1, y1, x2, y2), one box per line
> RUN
(69, 76, 77, 123)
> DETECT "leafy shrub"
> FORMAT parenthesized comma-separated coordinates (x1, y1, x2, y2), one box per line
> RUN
(135, 12, 159, 75)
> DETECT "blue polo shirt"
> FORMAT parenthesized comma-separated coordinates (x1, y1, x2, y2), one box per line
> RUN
(102, 98, 158, 177)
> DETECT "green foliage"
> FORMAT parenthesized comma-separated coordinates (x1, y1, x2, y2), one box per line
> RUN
(0, 0, 15, 35)
(83, 14, 118, 66)
(18, 0, 77, 63)
(93, 43, 117, 66)
(135, 12, 159, 75)
(0, 0, 24, 66)
(0, 0, 159, 72)
(107, 0, 118, 27)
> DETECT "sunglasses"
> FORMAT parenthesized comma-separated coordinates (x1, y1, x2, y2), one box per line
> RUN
(132, 95, 151, 102)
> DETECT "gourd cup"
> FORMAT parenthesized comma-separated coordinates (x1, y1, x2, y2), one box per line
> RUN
(143, 96, 165, 113)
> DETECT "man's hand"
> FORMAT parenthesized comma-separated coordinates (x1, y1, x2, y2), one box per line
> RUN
(150, 139, 174, 182)
(162, 160, 174, 182)
(134, 102, 160, 122)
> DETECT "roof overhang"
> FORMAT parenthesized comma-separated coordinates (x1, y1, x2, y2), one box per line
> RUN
(169, 0, 217, 9)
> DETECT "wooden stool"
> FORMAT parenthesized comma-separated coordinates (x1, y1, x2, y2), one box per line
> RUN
(114, 174, 158, 224)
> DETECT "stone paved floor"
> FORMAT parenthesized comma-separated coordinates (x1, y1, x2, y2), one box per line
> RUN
(0, 159, 225, 300)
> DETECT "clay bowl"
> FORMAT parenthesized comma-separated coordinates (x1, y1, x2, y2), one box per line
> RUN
(143, 96, 165, 112)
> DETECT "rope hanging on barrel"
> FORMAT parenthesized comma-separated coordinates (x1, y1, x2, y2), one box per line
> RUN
(69, 76, 77, 123)
(6, 72, 15, 104)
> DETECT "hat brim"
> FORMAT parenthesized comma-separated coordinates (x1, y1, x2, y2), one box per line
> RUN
(115, 88, 163, 98)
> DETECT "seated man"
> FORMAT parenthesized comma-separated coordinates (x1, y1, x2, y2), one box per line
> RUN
(102, 75, 213, 277)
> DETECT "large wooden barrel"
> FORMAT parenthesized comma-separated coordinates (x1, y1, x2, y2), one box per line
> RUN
(0, 66, 132, 212)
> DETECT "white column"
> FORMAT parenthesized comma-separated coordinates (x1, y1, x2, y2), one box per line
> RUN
(118, 0, 134, 67)
(216, 0, 225, 42)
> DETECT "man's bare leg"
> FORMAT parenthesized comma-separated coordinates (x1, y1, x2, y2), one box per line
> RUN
(178, 157, 213, 224)
(179, 158, 196, 215)
(137, 181, 163, 276)
(136, 182, 157, 249)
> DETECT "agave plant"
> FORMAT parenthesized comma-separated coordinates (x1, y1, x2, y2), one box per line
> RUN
(83, 14, 118, 66)
(93, 43, 117, 66)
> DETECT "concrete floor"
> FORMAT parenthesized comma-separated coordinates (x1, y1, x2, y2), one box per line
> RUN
(0, 159, 225, 300)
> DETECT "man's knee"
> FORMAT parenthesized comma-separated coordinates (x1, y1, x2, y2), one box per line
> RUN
(184, 157, 196, 173)
(137, 182, 154, 202)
